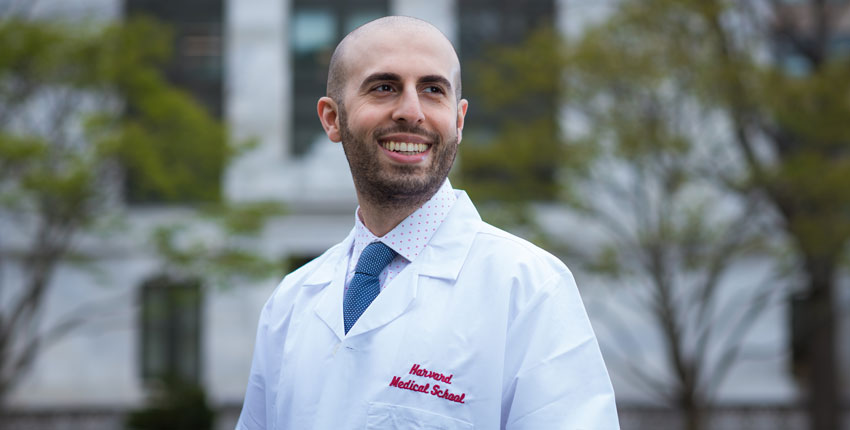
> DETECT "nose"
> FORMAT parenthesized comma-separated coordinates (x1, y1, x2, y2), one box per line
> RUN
(391, 87, 425, 124)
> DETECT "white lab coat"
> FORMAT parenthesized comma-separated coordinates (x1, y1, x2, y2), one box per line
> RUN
(237, 191, 619, 429)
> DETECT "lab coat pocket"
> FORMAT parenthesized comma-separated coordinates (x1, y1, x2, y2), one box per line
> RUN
(366, 402, 473, 430)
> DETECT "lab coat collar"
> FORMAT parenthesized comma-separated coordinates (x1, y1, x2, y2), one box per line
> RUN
(302, 190, 480, 286)
(414, 190, 480, 281)
(307, 190, 482, 340)
(305, 229, 353, 338)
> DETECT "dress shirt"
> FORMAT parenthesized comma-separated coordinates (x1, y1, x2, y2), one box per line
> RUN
(345, 179, 457, 293)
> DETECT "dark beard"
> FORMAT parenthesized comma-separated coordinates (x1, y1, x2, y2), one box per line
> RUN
(338, 106, 457, 211)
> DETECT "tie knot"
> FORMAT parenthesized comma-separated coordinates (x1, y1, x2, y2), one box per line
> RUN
(355, 242, 398, 277)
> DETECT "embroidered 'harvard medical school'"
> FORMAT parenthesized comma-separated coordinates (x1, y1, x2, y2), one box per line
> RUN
(343, 241, 398, 334)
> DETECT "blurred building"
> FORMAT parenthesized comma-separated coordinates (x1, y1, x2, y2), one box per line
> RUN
(3, 1, 561, 429)
(2, 0, 848, 429)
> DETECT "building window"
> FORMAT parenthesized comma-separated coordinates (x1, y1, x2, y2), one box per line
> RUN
(457, 0, 555, 131)
(125, 0, 223, 116)
(456, 0, 559, 201)
(124, 0, 224, 204)
(285, 253, 321, 273)
(290, 0, 387, 157)
(139, 275, 202, 384)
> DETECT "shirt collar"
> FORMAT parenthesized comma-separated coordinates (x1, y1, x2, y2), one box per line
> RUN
(352, 179, 457, 262)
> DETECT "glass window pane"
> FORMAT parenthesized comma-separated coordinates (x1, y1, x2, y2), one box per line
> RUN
(175, 286, 201, 382)
(142, 287, 168, 379)
(293, 9, 336, 54)
(344, 9, 383, 33)
(124, 0, 224, 204)
(140, 277, 202, 384)
(290, 1, 388, 157)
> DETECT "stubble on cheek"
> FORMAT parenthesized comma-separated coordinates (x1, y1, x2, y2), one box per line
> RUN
(337, 108, 457, 210)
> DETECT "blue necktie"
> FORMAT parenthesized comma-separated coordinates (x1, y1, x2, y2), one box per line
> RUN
(343, 242, 398, 334)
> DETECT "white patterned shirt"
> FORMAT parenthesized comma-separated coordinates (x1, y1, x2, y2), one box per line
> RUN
(344, 179, 457, 294)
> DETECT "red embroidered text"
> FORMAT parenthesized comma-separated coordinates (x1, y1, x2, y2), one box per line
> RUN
(389, 376, 430, 393)
(409, 363, 453, 384)
(388, 376, 466, 404)
(431, 384, 465, 404)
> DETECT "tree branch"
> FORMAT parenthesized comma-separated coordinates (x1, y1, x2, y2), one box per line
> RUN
(703, 0, 769, 185)
(0, 215, 72, 356)
(702, 279, 780, 399)
(597, 338, 677, 405)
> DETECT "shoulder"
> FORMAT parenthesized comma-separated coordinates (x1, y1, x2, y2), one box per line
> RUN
(435, 191, 574, 290)
(469, 221, 572, 281)
(457, 220, 585, 319)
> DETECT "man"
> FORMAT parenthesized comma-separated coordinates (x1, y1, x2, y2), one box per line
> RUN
(237, 16, 619, 429)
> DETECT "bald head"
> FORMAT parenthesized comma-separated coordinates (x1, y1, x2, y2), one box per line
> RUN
(326, 16, 462, 104)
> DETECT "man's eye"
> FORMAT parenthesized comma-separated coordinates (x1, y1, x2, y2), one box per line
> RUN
(374, 84, 394, 92)
(423, 86, 444, 94)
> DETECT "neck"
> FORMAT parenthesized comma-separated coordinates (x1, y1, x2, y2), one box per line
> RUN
(356, 199, 418, 238)
(356, 191, 433, 237)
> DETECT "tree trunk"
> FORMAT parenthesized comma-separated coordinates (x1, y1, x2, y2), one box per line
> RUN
(684, 403, 704, 430)
(679, 385, 705, 430)
(803, 258, 839, 430)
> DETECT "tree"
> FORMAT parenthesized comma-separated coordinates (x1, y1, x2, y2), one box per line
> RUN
(0, 13, 280, 412)
(460, 26, 775, 430)
(564, 2, 850, 428)
(458, 27, 581, 229)
(459, 1, 850, 428)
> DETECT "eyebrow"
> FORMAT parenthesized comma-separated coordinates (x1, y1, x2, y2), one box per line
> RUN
(419, 75, 453, 91)
(359, 72, 453, 93)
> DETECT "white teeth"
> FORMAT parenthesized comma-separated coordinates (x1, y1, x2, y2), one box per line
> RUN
(383, 141, 427, 154)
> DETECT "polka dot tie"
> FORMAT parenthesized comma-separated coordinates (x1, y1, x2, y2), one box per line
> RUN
(343, 241, 398, 334)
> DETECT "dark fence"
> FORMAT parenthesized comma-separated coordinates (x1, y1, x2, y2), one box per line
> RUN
(1, 405, 241, 430)
(619, 405, 814, 430)
(2, 404, 849, 429)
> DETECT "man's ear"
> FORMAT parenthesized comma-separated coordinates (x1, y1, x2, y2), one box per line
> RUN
(317, 96, 342, 142)
(456, 98, 468, 144)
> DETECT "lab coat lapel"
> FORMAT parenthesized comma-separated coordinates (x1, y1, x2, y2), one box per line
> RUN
(311, 229, 355, 341)
(345, 263, 419, 337)
(347, 191, 482, 336)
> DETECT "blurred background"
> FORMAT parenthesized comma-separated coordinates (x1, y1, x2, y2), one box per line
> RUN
(0, 0, 848, 429)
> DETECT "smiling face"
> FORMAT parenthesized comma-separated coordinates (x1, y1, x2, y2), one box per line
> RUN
(318, 18, 468, 210)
